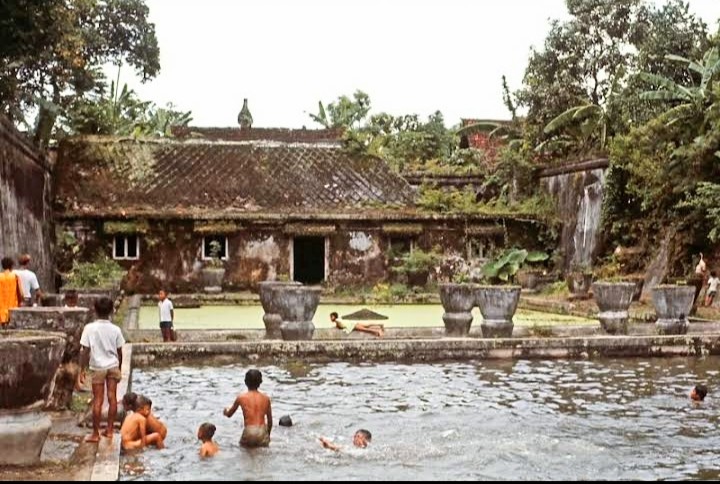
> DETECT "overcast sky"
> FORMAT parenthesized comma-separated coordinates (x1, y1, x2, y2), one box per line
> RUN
(118, 0, 720, 129)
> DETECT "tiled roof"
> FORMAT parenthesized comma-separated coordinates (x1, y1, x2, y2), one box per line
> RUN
(170, 126, 344, 144)
(54, 138, 415, 217)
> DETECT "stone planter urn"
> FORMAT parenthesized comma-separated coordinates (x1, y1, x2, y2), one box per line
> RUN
(517, 269, 543, 290)
(566, 272, 594, 297)
(201, 267, 226, 293)
(272, 286, 322, 341)
(258, 280, 301, 339)
(0, 331, 66, 466)
(592, 282, 636, 335)
(9, 307, 89, 409)
(652, 285, 695, 335)
(439, 284, 477, 337)
(475, 286, 521, 338)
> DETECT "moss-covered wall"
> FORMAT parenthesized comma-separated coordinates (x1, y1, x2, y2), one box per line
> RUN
(57, 217, 550, 293)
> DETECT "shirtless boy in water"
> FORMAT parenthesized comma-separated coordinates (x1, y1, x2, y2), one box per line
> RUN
(223, 369, 273, 448)
(122, 392, 168, 439)
(121, 396, 165, 451)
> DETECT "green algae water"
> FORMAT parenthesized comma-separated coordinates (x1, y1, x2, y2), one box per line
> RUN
(122, 358, 720, 480)
(138, 304, 593, 330)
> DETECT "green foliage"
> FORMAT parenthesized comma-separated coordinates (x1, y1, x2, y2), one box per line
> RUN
(371, 283, 410, 302)
(682, 182, 720, 242)
(391, 248, 441, 275)
(482, 249, 549, 283)
(309, 90, 371, 129)
(65, 255, 125, 289)
(0, 0, 160, 147)
(63, 81, 192, 137)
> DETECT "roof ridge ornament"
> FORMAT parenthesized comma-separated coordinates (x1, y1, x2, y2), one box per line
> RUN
(238, 98, 253, 129)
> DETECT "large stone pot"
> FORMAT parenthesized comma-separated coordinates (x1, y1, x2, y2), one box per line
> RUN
(592, 282, 636, 335)
(9, 307, 89, 409)
(201, 267, 226, 293)
(272, 286, 322, 341)
(475, 286, 521, 338)
(439, 283, 477, 336)
(0, 330, 66, 466)
(652, 285, 695, 335)
(566, 272, 594, 296)
(517, 269, 543, 290)
(259, 281, 301, 339)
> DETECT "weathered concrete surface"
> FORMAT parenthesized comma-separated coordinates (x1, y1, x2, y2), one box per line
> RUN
(130, 333, 720, 366)
(439, 283, 477, 336)
(0, 331, 66, 409)
(126, 321, 720, 344)
(0, 115, 54, 291)
(0, 405, 52, 466)
(475, 286, 521, 338)
(592, 282, 636, 335)
(652, 285, 695, 335)
(9, 308, 90, 409)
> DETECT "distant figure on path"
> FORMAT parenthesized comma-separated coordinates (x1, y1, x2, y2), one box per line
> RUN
(0, 257, 22, 325)
(78, 297, 125, 443)
(319, 429, 372, 452)
(14, 254, 42, 306)
(121, 396, 165, 451)
(198, 423, 220, 457)
(157, 289, 175, 342)
(223, 369, 272, 448)
(693, 253, 709, 305)
(705, 271, 719, 307)
(330, 312, 384, 338)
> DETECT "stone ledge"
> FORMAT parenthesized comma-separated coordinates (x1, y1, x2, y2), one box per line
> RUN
(130, 334, 720, 367)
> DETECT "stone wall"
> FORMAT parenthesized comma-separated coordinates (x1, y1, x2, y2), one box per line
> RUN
(0, 116, 54, 290)
(57, 217, 548, 292)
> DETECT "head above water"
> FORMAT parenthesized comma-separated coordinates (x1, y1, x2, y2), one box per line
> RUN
(18, 254, 31, 267)
(353, 429, 372, 448)
(691, 384, 708, 402)
(94, 296, 114, 319)
(245, 369, 263, 390)
(198, 422, 216, 441)
(1, 257, 13, 270)
(279, 415, 293, 427)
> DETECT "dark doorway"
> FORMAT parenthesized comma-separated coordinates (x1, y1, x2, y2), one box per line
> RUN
(293, 236, 326, 284)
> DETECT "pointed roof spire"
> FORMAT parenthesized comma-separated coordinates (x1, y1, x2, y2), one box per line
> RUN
(238, 98, 253, 129)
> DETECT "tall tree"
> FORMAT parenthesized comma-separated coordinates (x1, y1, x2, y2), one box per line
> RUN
(0, 0, 160, 147)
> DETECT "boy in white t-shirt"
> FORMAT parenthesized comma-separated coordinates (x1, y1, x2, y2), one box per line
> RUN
(157, 289, 175, 342)
(705, 271, 720, 307)
(14, 254, 42, 306)
(78, 296, 125, 443)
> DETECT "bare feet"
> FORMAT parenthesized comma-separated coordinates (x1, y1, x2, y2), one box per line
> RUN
(104, 429, 114, 439)
(84, 433, 100, 443)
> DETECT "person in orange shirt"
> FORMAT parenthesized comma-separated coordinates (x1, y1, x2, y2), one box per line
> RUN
(0, 257, 23, 325)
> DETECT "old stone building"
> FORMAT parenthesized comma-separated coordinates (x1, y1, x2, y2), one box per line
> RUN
(53, 126, 546, 293)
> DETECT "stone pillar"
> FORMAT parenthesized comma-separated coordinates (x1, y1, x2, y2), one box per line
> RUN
(0, 331, 66, 466)
(592, 282, 635, 335)
(9, 307, 90, 409)
(439, 283, 477, 337)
